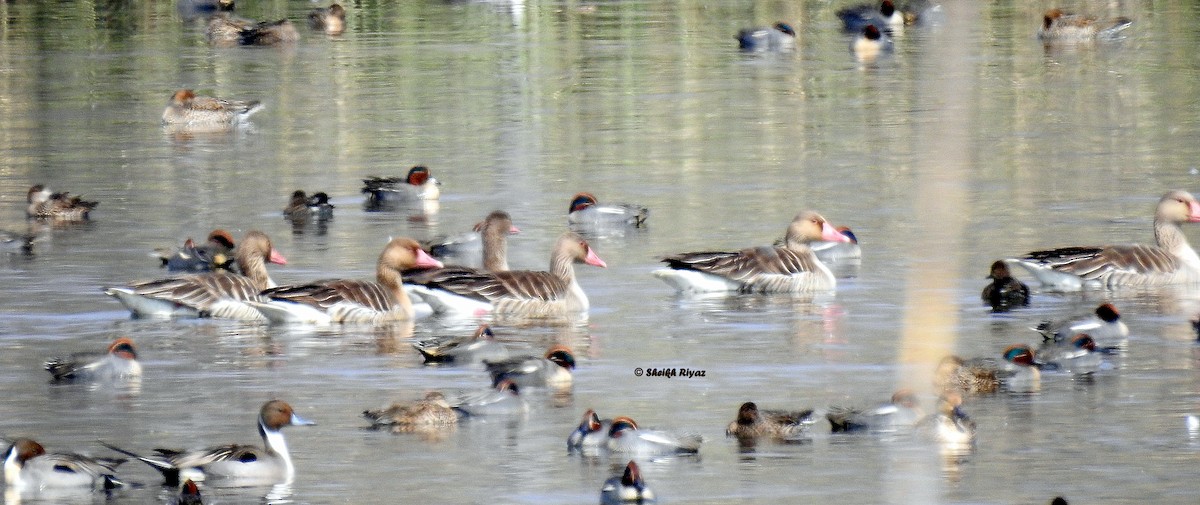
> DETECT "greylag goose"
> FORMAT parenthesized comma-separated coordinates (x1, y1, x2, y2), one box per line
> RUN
(425, 210, 519, 271)
(653, 210, 851, 294)
(105, 231, 286, 319)
(1004, 190, 1200, 290)
(249, 237, 442, 324)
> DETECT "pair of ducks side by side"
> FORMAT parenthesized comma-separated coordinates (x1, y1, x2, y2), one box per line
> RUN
(567, 410, 702, 459)
(203, 3, 346, 46)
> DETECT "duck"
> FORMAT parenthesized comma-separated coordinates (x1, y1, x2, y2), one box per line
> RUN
(105, 230, 287, 320)
(44, 337, 142, 382)
(175, 479, 203, 505)
(26, 184, 98, 221)
(362, 166, 441, 208)
(1035, 303, 1128, 350)
(406, 231, 607, 318)
(205, 13, 252, 46)
(981, 260, 1030, 312)
(100, 400, 314, 486)
(725, 402, 817, 440)
(567, 192, 649, 228)
(1004, 190, 1200, 290)
(653, 211, 851, 294)
(937, 346, 1042, 395)
(918, 392, 976, 447)
(424, 210, 521, 271)
(811, 226, 861, 263)
(161, 89, 263, 130)
(448, 380, 528, 417)
(851, 24, 893, 62)
(239, 19, 300, 46)
(3, 438, 125, 491)
(411, 324, 510, 364)
(826, 389, 924, 433)
(837, 0, 904, 33)
(568, 409, 612, 453)
(249, 237, 442, 324)
(600, 460, 656, 505)
(283, 190, 335, 222)
(363, 392, 460, 433)
(0, 228, 36, 255)
(1038, 9, 1132, 42)
(735, 22, 797, 52)
(154, 229, 237, 273)
(484, 345, 575, 389)
(1037, 334, 1103, 375)
(308, 4, 345, 35)
(605, 417, 702, 457)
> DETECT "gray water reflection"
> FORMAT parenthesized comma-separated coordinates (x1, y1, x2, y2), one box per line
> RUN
(2, 0, 1200, 504)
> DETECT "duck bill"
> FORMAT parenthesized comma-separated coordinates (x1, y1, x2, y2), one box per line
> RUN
(269, 249, 288, 265)
(584, 248, 607, 268)
(414, 248, 444, 269)
(821, 222, 853, 243)
(290, 413, 317, 426)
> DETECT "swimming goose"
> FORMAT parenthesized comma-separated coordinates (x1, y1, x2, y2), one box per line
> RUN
(406, 231, 606, 318)
(653, 211, 850, 294)
(105, 231, 287, 320)
(1004, 190, 1200, 290)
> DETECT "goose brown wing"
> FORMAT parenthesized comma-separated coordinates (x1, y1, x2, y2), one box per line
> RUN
(408, 268, 568, 302)
(261, 279, 393, 312)
(127, 271, 262, 309)
(662, 246, 821, 281)
(1024, 244, 1178, 279)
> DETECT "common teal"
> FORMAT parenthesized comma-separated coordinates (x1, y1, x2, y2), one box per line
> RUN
(406, 232, 606, 318)
(44, 337, 142, 382)
(653, 211, 850, 294)
(851, 24, 893, 63)
(605, 417, 702, 458)
(106, 231, 287, 320)
(1037, 334, 1102, 376)
(1038, 9, 1131, 42)
(568, 409, 611, 453)
(918, 392, 976, 447)
(826, 389, 923, 433)
(837, 1, 904, 33)
(363, 392, 460, 433)
(161, 89, 263, 131)
(1035, 303, 1127, 350)
(981, 260, 1030, 312)
(101, 400, 314, 486)
(411, 324, 510, 365)
(3, 438, 124, 492)
(249, 237, 442, 324)
(1004, 190, 1200, 290)
(362, 166, 441, 208)
(449, 380, 528, 417)
(283, 190, 335, 222)
(725, 402, 817, 440)
(600, 461, 655, 504)
(154, 229, 237, 273)
(567, 192, 649, 229)
(484, 345, 575, 389)
(26, 184, 98, 221)
(308, 4, 345, 35)
(175, 479, 203, 505)
(735, 23, 796, 52)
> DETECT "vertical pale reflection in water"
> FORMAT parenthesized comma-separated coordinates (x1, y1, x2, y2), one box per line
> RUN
(889, 1, 981, 503)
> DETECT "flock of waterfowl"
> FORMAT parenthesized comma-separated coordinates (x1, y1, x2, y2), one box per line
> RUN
(0, 2, 1172, 505)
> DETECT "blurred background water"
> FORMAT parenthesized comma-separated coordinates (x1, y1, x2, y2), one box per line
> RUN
(2, 0, 1200, 503)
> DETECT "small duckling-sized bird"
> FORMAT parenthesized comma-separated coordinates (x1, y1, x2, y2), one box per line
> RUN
(26, 184, 98, 221)
(363, 392, 460, 433)
(3, 438, 126, 492)
(982, 260, 1030, 312)
(1038, 8, 1132, 42)
(725, 401, 817, 441)
(735, 22, 796, 52)
(308, 4, 346, 35)
(600, 460, 656, 505)
(161, 89, 262, 131)
(44, 337, 142, 382)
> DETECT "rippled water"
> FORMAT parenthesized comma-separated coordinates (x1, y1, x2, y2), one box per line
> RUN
(2, 0, 1200, 504)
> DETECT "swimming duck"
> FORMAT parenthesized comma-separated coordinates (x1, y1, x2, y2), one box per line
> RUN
(1037, 334, 1102, 375)
(448, 380, 528, 417)
(249, 237, 442, 324)
(1035, 303, 1128, 350)
(424, 210, 521, 271)
(406, 231, 606, 318)
(44, 337, 142, 382)
(653, 211, 851, 294)
(837, 0, 904, 33)
(567, 192, 649, 228)
(484, 345, 575, 389)
(308, 4, 345, 35)
(735, 22, 797, 52)
(283, 190, 335, 223)
(918, 392, 976, 447)
(568, 409, 612, 453)
(1038, 9, 1132, 42)
(605, 417, 702, 458)
(851, 24, 893, 63)
(362, 166, 441, 208)
(937, 346, 1042, 395)
(3, 438, 125, 492)
(154, 229, 237, 273)
(600, 460, 656, 505)
(411, 324, 510, 364)
(363, 392, 460, 433)
(239, 19, 300, 46)
(101, 400, 314, 486)
(26, 185, 98, 221)
(106, 230, 287, 320)
(725, 402, 817, 440)
(161, 89, 263, 131)
(175, 479, 203, 505)
(826, 389, 923, 433)
(1004, 190, 1200, 290)
(981, 260, 1030, 312)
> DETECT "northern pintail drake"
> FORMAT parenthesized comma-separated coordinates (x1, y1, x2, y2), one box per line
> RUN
(826, 389, 923, 434)
(568, 409, 612, 453)
(981, 260, 1030, 312)
(425, 210, 521, 271)
(735, 22, 797, 52)
(308, 4, 345, 35)
(176, 479, 203, 505)
(918, 393, 976, 447)
(448, 380, 528, 417)
(484, 345, 575, 389)
(1035, 303, 1128, 349)
(1005, 190, 1200, 290)
(851, 24, 893, 62)
(101, 400, 314, 486)
(406, 231, 606, 318)
(812, 226, 861, 263)
(837, 0, 904, 33)
(725, 402, 817, 440)
(600, 461, 656, 505)
(154, 229, 237, 273)
(3, 438, 125, 491)
(362, 166, 441, 208)
(105, 230, 287, 320)
(44, 337, 142, 382)
(283, 190, 335, 222)
(653, 211, 850, 294)
(363, 392, 460, 433)
(1037, 334, 1103, 375)
(411, 324, 510, 364)
(26, 184, 97, 221)
(605, 417, 702, 457)
(249, 237, 442, 324)
(1038, 9, 1132, 42)
(161, 89, 263, 130)
(567, 193, 649, 227)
